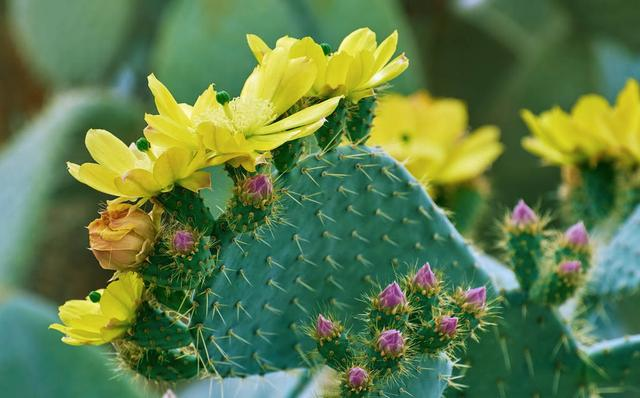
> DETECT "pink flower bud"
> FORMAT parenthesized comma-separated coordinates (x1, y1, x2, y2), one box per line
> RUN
(465, 287, 486, 310)
(172, 230, 195, 254)
(565, 222, 588, 247)
(347, 367, 369, 389)
(378, 282, 407, 309)
(437, 316, 458, 337)
(377, 329, 405, 355)
(241, 174, 273, 203)
(413, 262, 437, 290)
(511, 199, 537, 227)
(316, 314, 335, 338)
(559, 260, 581, 275)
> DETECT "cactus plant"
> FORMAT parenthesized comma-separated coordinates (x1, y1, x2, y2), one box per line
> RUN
(443, 201, 640, 397)
(48, 27, 495, 398)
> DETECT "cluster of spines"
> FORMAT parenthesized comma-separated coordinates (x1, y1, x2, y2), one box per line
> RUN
(309, 263, 491, 397)
(501, 200, 591, 306)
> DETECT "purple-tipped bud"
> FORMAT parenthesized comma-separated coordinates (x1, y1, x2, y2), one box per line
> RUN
(465, 287, 487, 310)
(173, 230, 195, 254)
(559, 260, 581, 275)
(511, 199, 537, 227)
(565, 222, 589, 247)
(378, 282, 407, 309)
(316, 314, 335, 338)
(413, 262, 437, 290)
(347, 367, 369, 389)
(377, 329, 405, 355)
(437, 316, 458, 337)
(242, 174, 273, 203)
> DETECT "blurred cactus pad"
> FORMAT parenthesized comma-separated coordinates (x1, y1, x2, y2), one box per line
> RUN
(4, 1, 640, 397)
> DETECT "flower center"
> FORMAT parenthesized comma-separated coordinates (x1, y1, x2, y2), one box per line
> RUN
(209, 97, 276, 136)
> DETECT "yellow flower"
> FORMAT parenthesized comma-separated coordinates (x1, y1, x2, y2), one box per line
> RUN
(144, 74, 216, 151)
(49, 272, 144, 346)
(67, 129, 211, 200)
(196, 47, 342, 171)
(521, 79, 640, 166)
(369, 91, 503, 185)
(247, 27, 409, 102)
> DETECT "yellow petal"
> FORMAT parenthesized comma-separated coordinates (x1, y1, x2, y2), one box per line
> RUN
(372, 30, 398, 73)
(324, 52, 352, 90)
(436, 126, 503, 183)
(247, 33, 272, 63)
(344, 50, 375, 95)
(338, 28, 376, 55)
(270, 56, 317, 115)
(257, 96, 342, 135)
(147, 74, 191, 127)
(192, 84, 218, 120)
(114, 169, 162, 197)
(144, 114, 198, 148)
(152, 147, 192, 188)
(85, 129, 136, 174)
(522, 137, 575, 165)
(362, 53, 409, 89)
(68, 162, 122, 196)
(179, 170, 211, 192)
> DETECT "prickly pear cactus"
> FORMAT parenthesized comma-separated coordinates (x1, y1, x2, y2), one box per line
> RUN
(446, 202, 640, 397)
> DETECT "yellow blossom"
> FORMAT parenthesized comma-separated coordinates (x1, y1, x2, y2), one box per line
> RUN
(195, 46, 342, 171)
(49, 272, 144, 346)
(369, 91, 503, 186)
(521, 79, 640, 166)
(247, 27, 409, 102)
(67, 129, 210, 200)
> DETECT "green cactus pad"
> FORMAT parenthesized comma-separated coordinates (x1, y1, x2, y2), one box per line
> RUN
(450, 289, 587, 397)
(315, 99, 347, 151)
(140, 237, 216, 290)
(585, 334, 640, 395)
(190, 145, 489, 381)
(126, 346, 200, 381)
(272, 138, 305, 173)
(129, 303, 193, 350)
(346, 97, 376, 144)
(317, 332, 353, 370)
(565, 162, 616, 228)
(157, 186, 216, 234)
(584, 205, 640, 300)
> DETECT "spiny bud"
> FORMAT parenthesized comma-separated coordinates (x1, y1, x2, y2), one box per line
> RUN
(378, 282, 407, 309)
(316, 314, 336, 338)
(565, 222, 588, 247)
(347, 367, 369, 389)
(511, 199, 537, 227)
(241, 174, 274, 205)
(172, 230, 195, 254)
(558, 260, 581, 275)
(413, 262, 437, 290)
(377, 329, 405, 356)
(464, 287, 486, 311)
(437, 316, 458, 337)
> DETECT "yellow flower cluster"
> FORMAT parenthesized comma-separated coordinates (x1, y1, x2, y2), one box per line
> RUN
(68, 27, 409, 201)
(522, 79, 640, 167)
(369, 91, 503, 186)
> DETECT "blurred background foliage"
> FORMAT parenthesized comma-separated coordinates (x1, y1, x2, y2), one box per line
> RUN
(1, 0, 640, 396)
